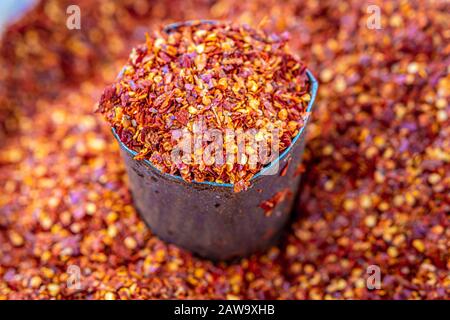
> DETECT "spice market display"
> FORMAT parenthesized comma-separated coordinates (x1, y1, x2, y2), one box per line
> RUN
(0, 0, 449, 300)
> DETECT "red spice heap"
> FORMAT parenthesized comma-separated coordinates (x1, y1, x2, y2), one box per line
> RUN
(97, 21, 310, 190)
(1, 0, 448, 301)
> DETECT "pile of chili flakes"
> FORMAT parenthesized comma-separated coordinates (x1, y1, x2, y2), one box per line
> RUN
(96, 21, 310, 190)
(0, 0, 448, 299)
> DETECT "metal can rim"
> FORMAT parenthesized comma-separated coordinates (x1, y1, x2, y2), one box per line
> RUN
(111, 21, 319, 188)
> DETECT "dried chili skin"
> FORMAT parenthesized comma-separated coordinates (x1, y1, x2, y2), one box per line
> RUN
(97, 21, 310, 190)
(0, 0, 449, 300)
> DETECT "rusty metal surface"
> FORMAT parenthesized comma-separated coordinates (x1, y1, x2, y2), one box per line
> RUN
(119, 131, 306, 260)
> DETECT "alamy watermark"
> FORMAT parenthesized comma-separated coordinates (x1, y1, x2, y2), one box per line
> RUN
(66, 5, 81, 30)
(366, 5, 382, 30)
(169, 119, 281, 176)
(67, 264, 82, 290)
(366, 265, 381, 290)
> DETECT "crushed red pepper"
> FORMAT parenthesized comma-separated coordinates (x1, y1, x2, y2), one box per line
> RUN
(96, 21, 311, 191)
(0, 0, 449, 300)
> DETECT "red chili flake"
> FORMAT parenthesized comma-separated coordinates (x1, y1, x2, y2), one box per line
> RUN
(260, 188, 292, 216)
(293, 163, 306, 177)
(233, 180, 251, 193)
(174, 109, 189, 126)
(280, 157, 292, 177)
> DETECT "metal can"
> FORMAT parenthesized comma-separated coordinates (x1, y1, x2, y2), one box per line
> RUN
(112, 21, 319, 260)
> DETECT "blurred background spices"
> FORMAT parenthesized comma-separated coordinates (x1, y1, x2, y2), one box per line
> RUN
(0, 0, 449, 299)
